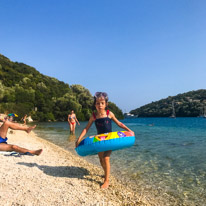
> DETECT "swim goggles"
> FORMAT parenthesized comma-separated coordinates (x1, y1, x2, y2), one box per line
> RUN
(94, 92, 108, 100)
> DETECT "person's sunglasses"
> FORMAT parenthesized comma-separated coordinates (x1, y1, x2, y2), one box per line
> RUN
(94, 92, 108, 99)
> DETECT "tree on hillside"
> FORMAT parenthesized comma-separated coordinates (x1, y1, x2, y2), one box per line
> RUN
(0, 54, 124, 121)
(130, 89, 206, 117)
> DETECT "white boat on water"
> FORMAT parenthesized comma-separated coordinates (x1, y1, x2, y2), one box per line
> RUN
(124, 113, 138, 118)
(199, 107, 206, 118)
(170, 101, 176, 118)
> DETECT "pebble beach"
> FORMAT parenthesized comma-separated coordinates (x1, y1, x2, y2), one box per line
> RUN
(0, 128, 155, 206)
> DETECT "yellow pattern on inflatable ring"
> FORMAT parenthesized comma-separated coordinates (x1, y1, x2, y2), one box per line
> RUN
(93, 131, 119, 142)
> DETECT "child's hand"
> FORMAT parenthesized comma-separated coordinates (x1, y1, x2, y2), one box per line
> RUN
(130, 131, 135, 136)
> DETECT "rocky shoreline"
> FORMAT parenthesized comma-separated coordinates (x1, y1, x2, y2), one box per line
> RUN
(0, 128, 157, 205)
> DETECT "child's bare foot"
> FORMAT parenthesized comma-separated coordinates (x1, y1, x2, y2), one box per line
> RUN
(26, 125, 36, 133)
(101, 181, 109, 189)
(31, 149, 42, 156)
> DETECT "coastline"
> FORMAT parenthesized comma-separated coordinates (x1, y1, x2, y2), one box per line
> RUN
(0, 128, 153, 206)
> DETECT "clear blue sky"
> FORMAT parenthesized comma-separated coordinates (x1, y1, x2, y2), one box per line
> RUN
(0, 0, 206, 112)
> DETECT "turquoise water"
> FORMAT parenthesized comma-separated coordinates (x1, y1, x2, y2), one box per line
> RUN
(34, 118, 206, 206)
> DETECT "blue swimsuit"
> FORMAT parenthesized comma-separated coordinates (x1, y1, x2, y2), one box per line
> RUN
(0, 136, 8, 144)
(93, 110, 112, 134)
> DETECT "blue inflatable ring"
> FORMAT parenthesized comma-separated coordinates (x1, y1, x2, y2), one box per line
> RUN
(75, 131, 135, 156)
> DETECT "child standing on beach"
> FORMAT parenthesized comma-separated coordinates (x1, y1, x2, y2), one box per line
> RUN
(76, 92, 134, 189)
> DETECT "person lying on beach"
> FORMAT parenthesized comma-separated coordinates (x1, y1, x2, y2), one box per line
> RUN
(0, 119, 42, 155)
(76, 92, 134, 189)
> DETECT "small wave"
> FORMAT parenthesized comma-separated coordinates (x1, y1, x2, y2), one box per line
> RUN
(125, 123, 146, 126)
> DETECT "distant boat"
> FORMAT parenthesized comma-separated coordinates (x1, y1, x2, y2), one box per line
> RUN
(170, 101, 176, 118)
(199, 107, 206, 118)
(124, 113, 138, 118)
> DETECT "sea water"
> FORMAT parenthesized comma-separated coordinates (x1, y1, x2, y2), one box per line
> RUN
(34, 118, 206, 206)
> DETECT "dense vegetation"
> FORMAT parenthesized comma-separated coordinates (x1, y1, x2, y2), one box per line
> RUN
(130, 90, 206, 117)
(0, 54, 123, 121)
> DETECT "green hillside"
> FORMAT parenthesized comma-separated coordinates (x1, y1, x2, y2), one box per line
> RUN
(130, 90, 206, 117)
(0, 54, 123, 121)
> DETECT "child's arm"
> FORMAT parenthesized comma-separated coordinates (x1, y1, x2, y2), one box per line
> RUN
(110, 111, 134, 134)
(75, 116, 94, 147)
